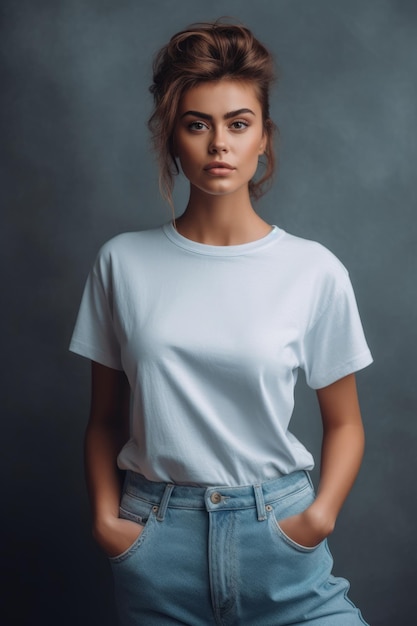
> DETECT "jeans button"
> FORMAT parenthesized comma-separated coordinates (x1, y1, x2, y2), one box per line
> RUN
(210, 492, 222, 504)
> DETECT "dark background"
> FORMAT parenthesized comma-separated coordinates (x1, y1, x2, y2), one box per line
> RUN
(2, 1, 416, 624)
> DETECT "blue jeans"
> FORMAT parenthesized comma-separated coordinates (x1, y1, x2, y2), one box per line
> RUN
(109, 470, 369, 625)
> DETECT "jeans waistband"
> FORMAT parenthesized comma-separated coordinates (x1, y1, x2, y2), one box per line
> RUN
(124, 470, 313, 522)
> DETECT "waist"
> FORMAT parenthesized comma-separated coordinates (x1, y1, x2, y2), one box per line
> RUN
(123, 469, 313, 512)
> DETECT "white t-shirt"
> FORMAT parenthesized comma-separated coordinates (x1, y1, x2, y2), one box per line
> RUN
(70, 223, 372, 486)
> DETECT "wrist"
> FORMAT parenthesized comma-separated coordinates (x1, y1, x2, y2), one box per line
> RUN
(305, 501, 336, 537)
(92, 513, 119, 543)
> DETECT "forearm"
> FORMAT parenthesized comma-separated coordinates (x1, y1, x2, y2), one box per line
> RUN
(302, 373, 367, 538)
(312, 421, 365, 532)
(84, 420, 126, 533)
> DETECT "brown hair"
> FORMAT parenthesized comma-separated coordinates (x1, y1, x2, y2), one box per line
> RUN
(148, 21, 277, 209)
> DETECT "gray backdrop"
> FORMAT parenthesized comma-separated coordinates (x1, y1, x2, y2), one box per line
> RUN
(2, 1, 416, 624)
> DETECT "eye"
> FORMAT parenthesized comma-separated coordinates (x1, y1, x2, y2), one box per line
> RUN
(230, 120, 249, 130)
(188, 121, 208, 131)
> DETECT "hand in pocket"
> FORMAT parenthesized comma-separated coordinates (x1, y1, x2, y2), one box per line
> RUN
(94, 517, 145, 558)
(278, 508, 330, 548)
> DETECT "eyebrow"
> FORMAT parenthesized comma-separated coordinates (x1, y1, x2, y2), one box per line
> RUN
(180, 108, 256, 121)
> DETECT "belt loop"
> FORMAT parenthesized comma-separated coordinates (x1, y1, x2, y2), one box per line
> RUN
(253, 484, 267, 521)
(156, 483, 174, 522)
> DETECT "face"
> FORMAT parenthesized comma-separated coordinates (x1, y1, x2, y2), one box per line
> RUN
(173, 79, 266, 199)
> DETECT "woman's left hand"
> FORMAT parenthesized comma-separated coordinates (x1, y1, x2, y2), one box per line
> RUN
(278, 506, 334, 548)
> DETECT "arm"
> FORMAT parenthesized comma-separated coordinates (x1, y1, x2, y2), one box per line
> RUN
(279, 373, 365, 546)
(85, 361, 143, 557)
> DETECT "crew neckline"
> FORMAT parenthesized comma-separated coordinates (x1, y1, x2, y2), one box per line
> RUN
(162, 222, 283, 257)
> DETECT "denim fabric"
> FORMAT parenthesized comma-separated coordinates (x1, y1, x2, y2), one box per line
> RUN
(109, 471, 369, 626)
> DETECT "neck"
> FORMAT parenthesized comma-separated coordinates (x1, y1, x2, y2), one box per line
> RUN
(174, 186, 271, 246)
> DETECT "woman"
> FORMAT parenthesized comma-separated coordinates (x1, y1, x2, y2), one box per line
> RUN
(70, 22, 372, 625)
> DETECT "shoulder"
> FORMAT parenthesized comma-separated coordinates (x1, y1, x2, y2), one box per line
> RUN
(87, 226, 167, 289)
(92, 226, 166, 272)
(278, 229, 349, 284)
(98, 226, 165, 258)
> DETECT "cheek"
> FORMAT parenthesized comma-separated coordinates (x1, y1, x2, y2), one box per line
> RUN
(177, 148, 195, 172)
(176, 136, 198, 163)
(176, 148, 199, 180)
(173, 129, 192, 160)
(244, 138, 264, 163)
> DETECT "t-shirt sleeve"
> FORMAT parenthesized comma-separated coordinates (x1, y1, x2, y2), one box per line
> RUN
(69, 259, 123, 371)
(301, 271, 373, 389)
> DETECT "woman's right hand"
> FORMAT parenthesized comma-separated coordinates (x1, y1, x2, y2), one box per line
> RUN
(93, 516, 144, 558)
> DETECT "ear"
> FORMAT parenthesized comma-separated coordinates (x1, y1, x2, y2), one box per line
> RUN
(258, 132, 267, 156)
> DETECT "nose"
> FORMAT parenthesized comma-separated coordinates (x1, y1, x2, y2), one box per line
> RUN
(208, 128, 229, 154)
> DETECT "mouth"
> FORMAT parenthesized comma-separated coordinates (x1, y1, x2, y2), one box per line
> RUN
(204, 162, 235, 176)
(204, 162, 235, 171)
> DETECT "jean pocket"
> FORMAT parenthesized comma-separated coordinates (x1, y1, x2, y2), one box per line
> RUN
(108, 495, 157, 564)
(118, 505, 146, 526)
(274, 519, 323, 552)
(267, 481, 323, 553)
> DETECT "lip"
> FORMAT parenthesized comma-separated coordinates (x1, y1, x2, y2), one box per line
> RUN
(204, 161, 235, 176)
(204, 161, 235, 171)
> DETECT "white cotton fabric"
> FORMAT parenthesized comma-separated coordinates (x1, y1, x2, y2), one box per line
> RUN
(70, 223, 372, 486)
